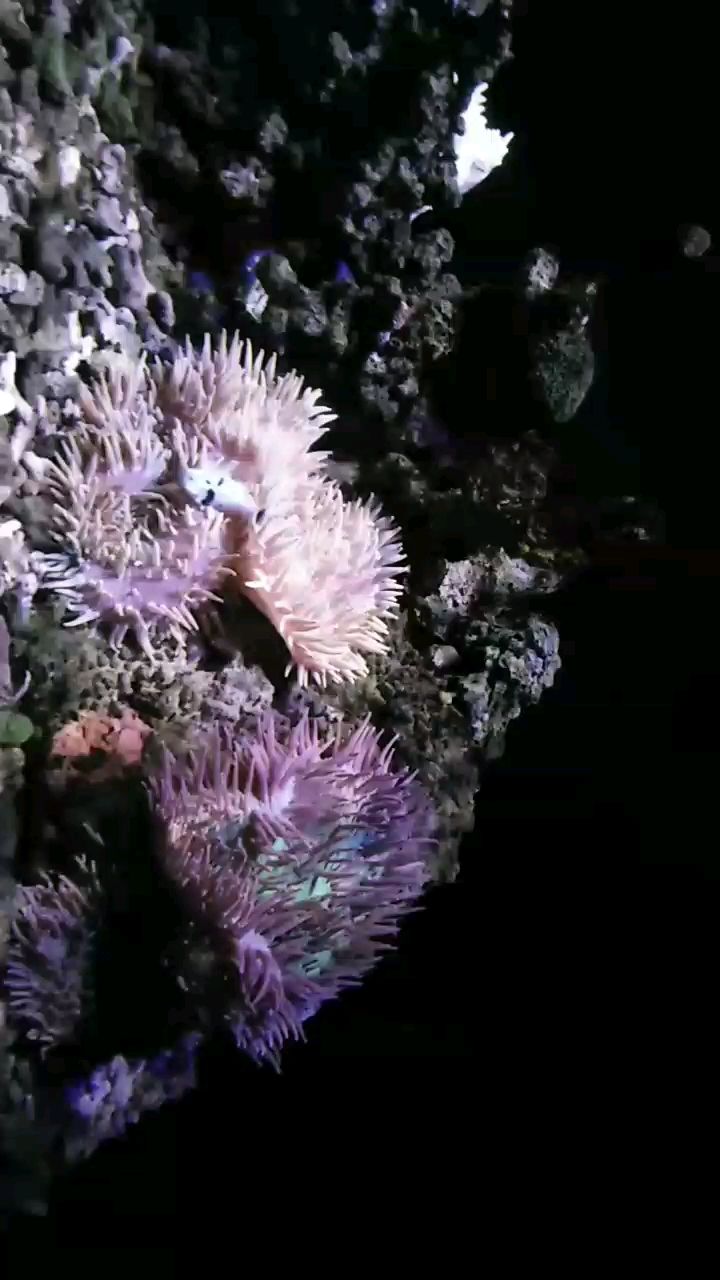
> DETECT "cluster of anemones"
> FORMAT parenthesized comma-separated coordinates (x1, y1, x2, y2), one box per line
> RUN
(2, 707, 436, 1162)
(35, 333, 406, 684)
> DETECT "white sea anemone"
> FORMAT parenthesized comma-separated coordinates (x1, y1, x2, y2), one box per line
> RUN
(235, 482, 406, 686)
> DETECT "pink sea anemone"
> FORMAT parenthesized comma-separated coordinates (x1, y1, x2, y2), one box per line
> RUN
(153, 332, 336, 471)
(154, 334, 406, 684)
(233, 482, 406, 686)
(152, 333, 407, 683)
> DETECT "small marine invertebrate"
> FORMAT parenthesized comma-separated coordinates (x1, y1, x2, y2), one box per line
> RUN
(4, 859, 101, 1052)
(151, 710, 436, 1063)
(0, 518, 29, 599)
(176, 457, 260, 520)
(50, 706, 153, 780)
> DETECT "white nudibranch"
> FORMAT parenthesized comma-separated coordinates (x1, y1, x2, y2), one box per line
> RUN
(178, 464, 260, 521)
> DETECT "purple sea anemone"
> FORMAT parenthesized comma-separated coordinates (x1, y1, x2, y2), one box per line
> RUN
(4, 858, 101, 1052)
(151, 710, 436, 1064)
(40, 362, 233, 657)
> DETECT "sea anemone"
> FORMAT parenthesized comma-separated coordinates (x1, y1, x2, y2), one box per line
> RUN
(152, 334, 406, 684)
(4, 858, 101, 1052)
(234, 482, 406, 686)
(153, 335, 407, 684)
(151, 709, 436, 1063)
(153, 331, 336, 467)
(39, 401, 233, 657)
